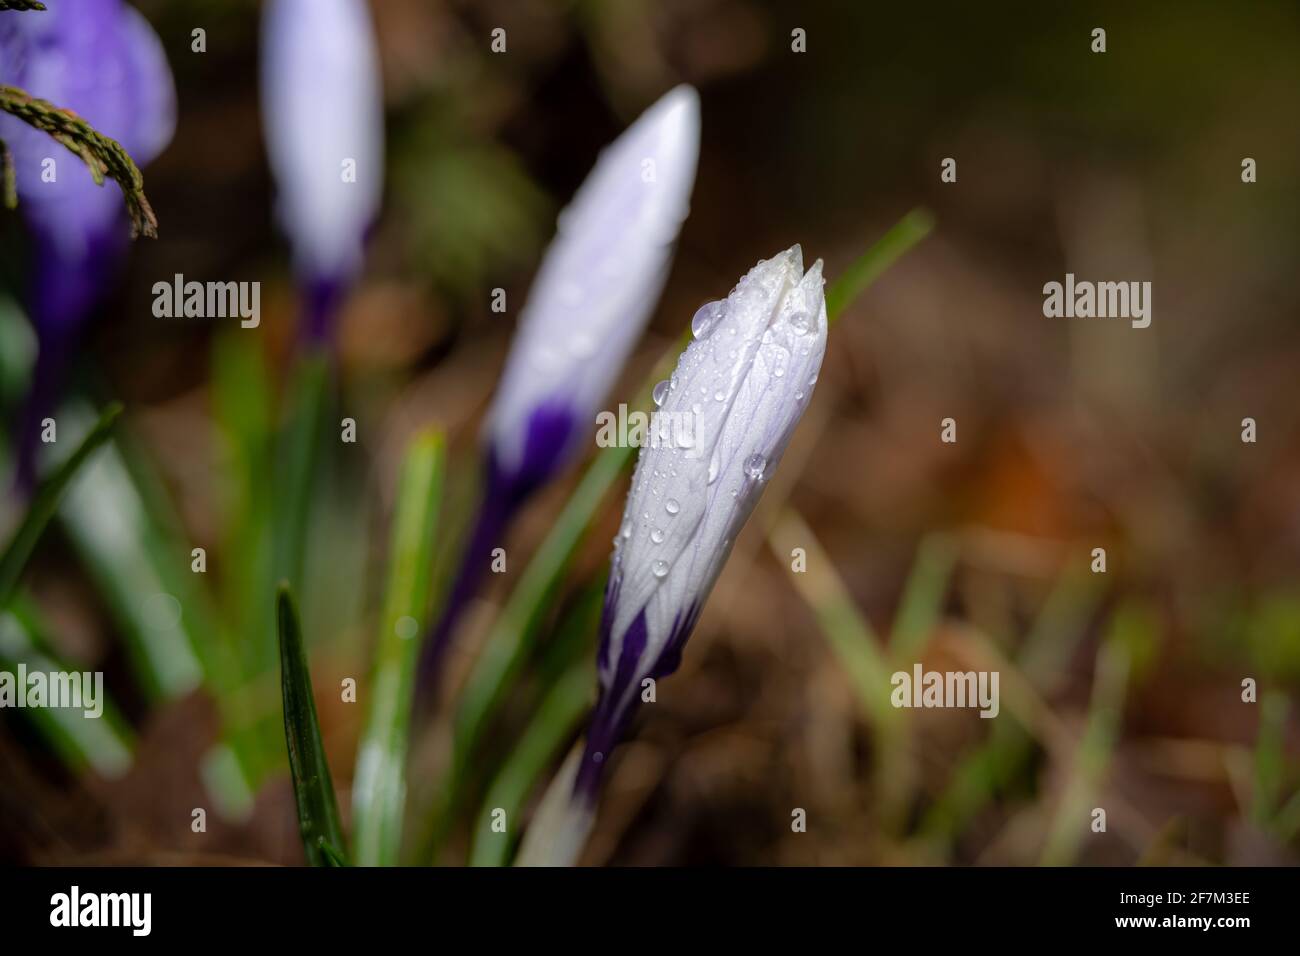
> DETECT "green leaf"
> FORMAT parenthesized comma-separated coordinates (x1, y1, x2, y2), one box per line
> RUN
(469, 658, 595, 867)
(276, 584, 347, 866)
(0, 401, 121, 612)
(768, 509, 897, 730)
(451, 446, 627, 771)
(273, 349, 330, 603)
(316, 837, 349, 868)
(824, 208, 934, 322)
(0, 599, 133, 778)
(352, 428, 445, 866)
(1040, 602, 1139, 866)
(889, 533, 958, 658)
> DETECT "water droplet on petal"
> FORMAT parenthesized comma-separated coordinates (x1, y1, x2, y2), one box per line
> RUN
(744, 454, 767, 479)
(714, 390, 726, 402)
(665, 498, 680, 515)
(790, 311, 810, 335)
(691, 301, 724, 339)
(652, 379, 670, 406)
(653, 560, 670, 578)
(651, 528, 665, 544)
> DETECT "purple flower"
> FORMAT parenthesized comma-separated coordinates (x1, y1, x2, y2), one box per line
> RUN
(0, 0, 175, 489)
(260, 0, 384, 344)
(416, 86, 700, 693)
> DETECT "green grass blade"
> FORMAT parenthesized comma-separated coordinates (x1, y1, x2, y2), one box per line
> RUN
(890, 532, 958, 659)
(451, 446, 627, 769)
(273, 349, 330, 599)
(0, 401, 120, 610)
(0, 599, 133, 778)
(769, 509, 896, 729)
(824, 208, 934, 321)
(352, 428, 445, 866)
(1251, 691, 1288, 826)
(917, 563, 1103, 851)
(1039, 602, 1147, 866)
(468, 657, 595, 867)
(276, 584, 347, 866)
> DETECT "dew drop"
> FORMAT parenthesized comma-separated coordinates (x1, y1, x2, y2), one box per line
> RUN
(652, 379, 670, 406)
(665, 498, 680, 515)
(789, 311, 810, 335)
(651, 528, 665, 544)
(653, 560, 670, 578)
(744, 454, 767, 479)
(691, 301, 724, 339)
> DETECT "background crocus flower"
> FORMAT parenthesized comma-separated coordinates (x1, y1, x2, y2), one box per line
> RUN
(519, 245, 828, 865)
(416, 85, 700, 689)
(260, 0, 383, 343)
(0, 0, 175, 489)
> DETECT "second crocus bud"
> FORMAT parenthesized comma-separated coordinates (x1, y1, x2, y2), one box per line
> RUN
(579, 244, 828, 795)
(416, 85, 700, 693)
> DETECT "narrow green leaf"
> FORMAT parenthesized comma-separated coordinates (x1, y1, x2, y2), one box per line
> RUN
(1040, 603, 1141, 866)
(277, 584, 347, 866)
(824, 208, 934, 321)
(56, 407, 206, 696)
(890, 532, 958, 659)
(469, 658, 595, 867)
(0, 401, 120, 611)
(273, 349, 330, 599)
(1251, 691, 1288, 826)
(919, 562, 1102, 849)
(452, 446, 626, 769)
(352, 428, 445, 866)
(316, 837, 349, 868)
(769, 509, 896, 730)
(0, 599, 133, 778)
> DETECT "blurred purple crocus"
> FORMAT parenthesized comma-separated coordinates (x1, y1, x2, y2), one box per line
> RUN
(0, 0, 175, 490)
(260, 0, 384, 344)
(416, 85, 700, 693)
(519, 245, 828, 865)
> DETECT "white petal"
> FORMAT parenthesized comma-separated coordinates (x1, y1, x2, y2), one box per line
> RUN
(485, 85, 700, 476)
(261, 0, 384, 283)
(600, 247, 827, 705)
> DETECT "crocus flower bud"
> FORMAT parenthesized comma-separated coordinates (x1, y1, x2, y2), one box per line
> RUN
(582, 244, 827, 789)
(0, 0, 175, 488)
(519, 245, 828, 866)
(483, 84, 700, 500)
(416, 85, 700, 691)
(260, 0, 383, 341)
